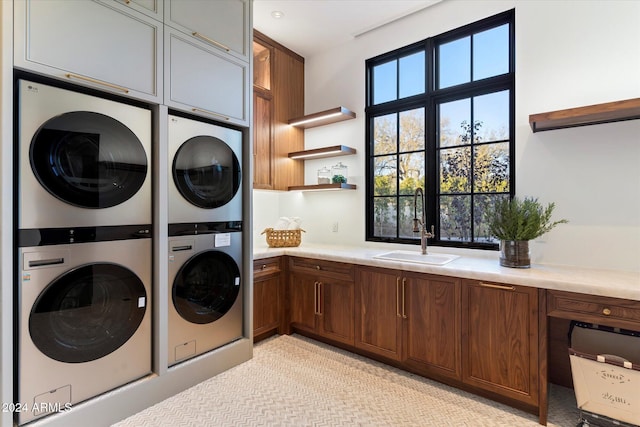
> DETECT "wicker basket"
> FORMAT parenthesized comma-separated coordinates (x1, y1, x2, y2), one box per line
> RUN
(261, 228, 304, 248)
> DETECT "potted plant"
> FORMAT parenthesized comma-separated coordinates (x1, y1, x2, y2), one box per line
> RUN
(485, 196, 568, 268)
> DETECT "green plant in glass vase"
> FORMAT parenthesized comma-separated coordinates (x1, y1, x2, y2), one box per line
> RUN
(485, 196, 568, 268)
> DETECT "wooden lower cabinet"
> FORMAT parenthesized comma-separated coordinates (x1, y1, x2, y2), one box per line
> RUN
(289, 258, 355, 346)
(355, 266, 460, 379)
(253, 258, 283, 341)
(461, 279, 542, 411)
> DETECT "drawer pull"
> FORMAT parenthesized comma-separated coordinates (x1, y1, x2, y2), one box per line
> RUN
(479, 282, 515, 291)
(192, 31, 231, 52)
(261, 264, 267, 270)
(602, 308, 612, 316)
(65, 73, 129, 93)
(316, 265, 321, 270)
(191, 107, 230, 121)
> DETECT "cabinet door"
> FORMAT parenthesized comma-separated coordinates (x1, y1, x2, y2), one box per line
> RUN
(165, 28, 249, 126)
(165, 0, 249, 60)
(253, 90, 273, 189)
(403, 273, 461, 380)
(14, 0, 162, 102)
(462, 280, 539, 407)
(355, 267, 402, 361)
(289, 273, 318, 334)
(254, 275, 281, 337)
(318, 279, 354, 346)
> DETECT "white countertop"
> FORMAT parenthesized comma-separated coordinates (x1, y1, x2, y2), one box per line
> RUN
(253, 244, 640, 301)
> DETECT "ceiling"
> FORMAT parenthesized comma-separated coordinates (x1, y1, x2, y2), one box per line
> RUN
(253, 0, 443, 58)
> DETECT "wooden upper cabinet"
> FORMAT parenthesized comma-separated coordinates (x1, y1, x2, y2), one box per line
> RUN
(461, 279, 540, 408)
(253, 31, 304, 190)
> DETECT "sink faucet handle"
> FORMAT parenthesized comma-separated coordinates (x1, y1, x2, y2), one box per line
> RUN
(425, 225, 435, 238)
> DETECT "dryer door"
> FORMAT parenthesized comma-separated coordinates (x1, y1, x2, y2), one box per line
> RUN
(172, 136, 241, 209)
(30, 111, 148, 209)
(29, 263, 147, 363)
(172, 250, 241, 324)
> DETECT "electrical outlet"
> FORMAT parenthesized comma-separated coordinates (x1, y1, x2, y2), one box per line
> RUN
(332, 222, 339, 232)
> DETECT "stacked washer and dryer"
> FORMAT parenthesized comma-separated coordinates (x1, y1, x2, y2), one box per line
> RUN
(166, 114, 244, 367)
(16, 80, 153, 425)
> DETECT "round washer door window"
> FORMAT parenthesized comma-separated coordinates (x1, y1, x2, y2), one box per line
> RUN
(172, 251, 241, 324)
(30, 111, 148, 209)
(172, 136, 241, 209)
(29, 263, 147, 363)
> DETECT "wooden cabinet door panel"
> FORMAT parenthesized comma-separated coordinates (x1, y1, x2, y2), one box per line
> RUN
(355, 267, 402, 360)
(319, 279, 354, 346)
(462, 280, 539, 406)
(404, 274, 461, 380)
(289, 273, 317, 333)
(254, 275, 281, 334)
(253, 90, 273, 189)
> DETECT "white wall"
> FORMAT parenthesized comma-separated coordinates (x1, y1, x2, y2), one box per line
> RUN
(254, 0, 640, 272)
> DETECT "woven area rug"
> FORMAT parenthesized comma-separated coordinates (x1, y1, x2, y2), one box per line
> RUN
(114, 334, 579, 426)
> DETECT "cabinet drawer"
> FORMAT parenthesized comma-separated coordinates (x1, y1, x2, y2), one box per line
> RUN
(289, 257, 354, 282)
(547, 290, 640, 329)
(253, 257, 281, 279)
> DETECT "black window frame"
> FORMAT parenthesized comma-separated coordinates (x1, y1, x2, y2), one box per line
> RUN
(365, 9, 515, 250)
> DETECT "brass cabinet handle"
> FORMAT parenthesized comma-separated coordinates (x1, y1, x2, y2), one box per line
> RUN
(261, 264, 267, 270)
(192, 31, 231, 52)
(396, 277, 401, 318)
(65, 73, 129, 93)
(602, 307, 612, 316)
(191, 107, 230, 121)
(479, 282, 515, 291)
(316, 265, 321, 270)
(317, 282, 322, 315)
(402, 277, 407, 319)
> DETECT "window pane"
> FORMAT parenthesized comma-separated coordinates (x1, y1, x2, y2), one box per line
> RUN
(399, 196, 415, 238)
(399, 51, 425, 98)
(438, 36, 470, 89)
(374, 155, 397, 196)
(440, 195, 471, 241)
(474, 194, 507, 243)
(439, 99, 470, 148)
(473, 142, 510, 193)
(399, 152, 424, 195)
(373, 114, 397, 155)
(399, 108, 425, 152)
(439, 147, 471, 194)
(373, 197, 397, 237)
(474, 91, 509, 143)
(473, 24, 509, 81)
(373, 60, 397, 104)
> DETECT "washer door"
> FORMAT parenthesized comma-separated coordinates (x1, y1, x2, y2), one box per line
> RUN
(30, 111, 148, 209)
(172, 136, 241, 209)
(29, 263, 147, 363)
(172, 251, 241, 324)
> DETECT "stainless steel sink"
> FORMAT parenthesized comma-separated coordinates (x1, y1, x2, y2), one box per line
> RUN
(373, 250, 460, 266)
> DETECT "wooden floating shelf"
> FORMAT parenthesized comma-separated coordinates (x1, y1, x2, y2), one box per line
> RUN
(288, 183, 356, 191)
(288, 145, 356, 160)
(288, 106, 356, 129)
(529, 98, 640, 132)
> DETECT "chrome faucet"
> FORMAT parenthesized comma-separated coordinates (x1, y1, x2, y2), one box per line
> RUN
(413, 187, 434, 255)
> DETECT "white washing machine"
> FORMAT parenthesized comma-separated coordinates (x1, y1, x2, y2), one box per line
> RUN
(168, 114, 242, 225)
(17, 238, 152, 425)
(18, 79, 152, 229)
(168, 227, 243, 366)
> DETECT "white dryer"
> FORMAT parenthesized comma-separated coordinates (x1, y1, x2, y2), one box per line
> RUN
(18, 79, 151, 229)
(168, 114, 242, 225)
(168, 225, 243, 366)
(17, 238, 151, 425)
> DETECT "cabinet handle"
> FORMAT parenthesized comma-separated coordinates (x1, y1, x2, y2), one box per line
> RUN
(65, 73, 129, 93)
(479, 282, 515, 291)
(191, 107, 230, 121)
(261, 264, 267, 270)
(314, 281, 320, 315)
(402, 277, 407, 319)
(192, 31, 231, 52)
(396, 277, 401, 318)
(316, 265, 321, 270)
(317, 282, 323, 315)
(602, 308, 612, 316)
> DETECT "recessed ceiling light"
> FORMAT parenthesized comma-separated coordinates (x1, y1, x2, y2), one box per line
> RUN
(271, 10, 284, 19)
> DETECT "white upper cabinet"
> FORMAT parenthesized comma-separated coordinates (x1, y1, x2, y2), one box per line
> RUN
(14, 0, 162, 103)
(164, 28, 248, 126)
(164, 0, 250, 61)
